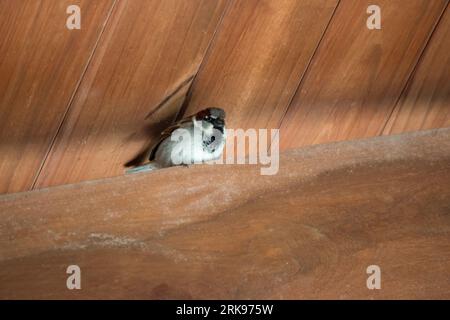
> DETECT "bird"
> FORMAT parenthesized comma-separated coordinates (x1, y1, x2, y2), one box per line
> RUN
(125, 107, 226, 174)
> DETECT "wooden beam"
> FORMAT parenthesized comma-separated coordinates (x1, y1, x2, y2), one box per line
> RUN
(1, 128, 449, 299)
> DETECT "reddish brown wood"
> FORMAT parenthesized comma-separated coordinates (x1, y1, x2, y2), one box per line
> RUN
(1, 129, 449, 299)
(2, 0, 449, 196)
(34, 0, 229, 189)
(0, 0, 115, 193)
(279, 0, 447, 151)
(383, 6, 450, 134)
(181, 0, 339, 130)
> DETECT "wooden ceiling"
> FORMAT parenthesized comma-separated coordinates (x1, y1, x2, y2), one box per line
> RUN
(0, 0, 449, 194)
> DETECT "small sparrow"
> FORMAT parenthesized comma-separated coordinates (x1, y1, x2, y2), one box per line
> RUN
(126, 107, 226, 173)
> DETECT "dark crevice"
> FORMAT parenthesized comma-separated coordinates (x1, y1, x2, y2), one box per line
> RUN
(378, 2, 449, 135)
(271, 0, 342, 147)
(30, 0, 120, 190)
(174, 0, 234, 121)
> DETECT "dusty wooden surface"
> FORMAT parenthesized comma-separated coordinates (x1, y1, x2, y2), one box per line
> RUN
(279, 0, 448, 150)
(34, 0, 228, 189)
(0, 0, 115, 193)
(0, 129, 449, 299)
(384, 6, 450, 134)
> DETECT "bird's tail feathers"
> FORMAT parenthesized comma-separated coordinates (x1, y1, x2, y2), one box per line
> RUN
(125, 162, 160, 174)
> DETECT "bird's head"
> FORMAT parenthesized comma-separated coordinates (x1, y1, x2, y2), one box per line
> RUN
(194, 107, 226, 132)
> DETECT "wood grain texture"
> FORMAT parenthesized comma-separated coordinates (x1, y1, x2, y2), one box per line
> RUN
(0, 0, 115, 194)
(1, 128, 449, 299)
(34, 0, 229, 189)
(181, 0, 339, 130)
(383, 6, 450, 134)
(279, 0, 448, 151)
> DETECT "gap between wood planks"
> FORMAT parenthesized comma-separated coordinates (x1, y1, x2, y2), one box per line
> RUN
(30, 0, 120, 191)
(378, 1, 449, 135)
(175, 0, 234, 122)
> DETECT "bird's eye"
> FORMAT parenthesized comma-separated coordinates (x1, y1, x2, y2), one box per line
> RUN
(204, 116, 210, 120)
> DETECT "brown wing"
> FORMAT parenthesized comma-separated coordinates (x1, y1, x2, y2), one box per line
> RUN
(149, 116, 193, 161)
(124, 115, 194, 167)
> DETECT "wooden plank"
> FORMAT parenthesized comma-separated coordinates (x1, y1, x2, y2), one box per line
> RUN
(279, 0, 448, 151)
(180, 0, 339, 130)
(34, 0, 229, 189)
(0, 128, 449, 299)
(383, 6, 450, 134)
(0, 0, 115, 194)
